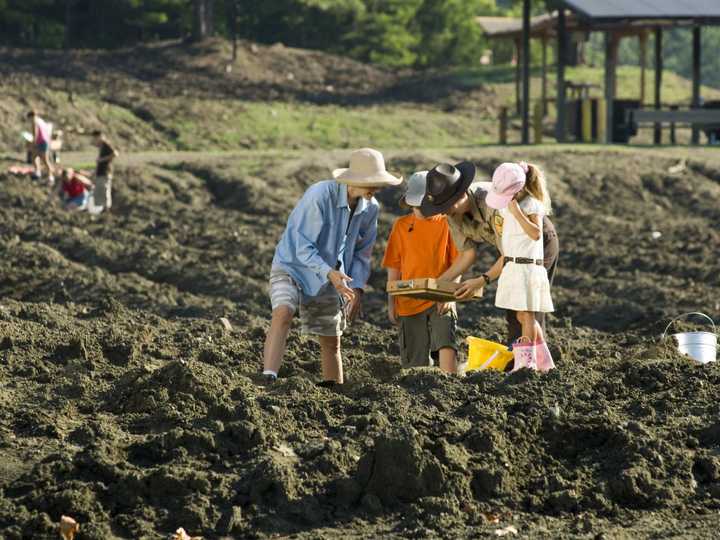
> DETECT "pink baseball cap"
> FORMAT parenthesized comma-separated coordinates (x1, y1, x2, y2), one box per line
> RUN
(485, 162, 527, 209)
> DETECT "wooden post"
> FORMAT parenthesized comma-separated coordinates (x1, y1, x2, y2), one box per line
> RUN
(541, 36, 548, 116)
(556, 9, 567, 143)
(670, 104, 677, 144)
(597, 98, 607, 143)
(604, 32, 618, 144)
(521, 0, 531, 144)
(654, 28, 663, 144)
(581, 98, 592, 142)
(500, 107, 508, 145)
(692, 26, 701, 145)
(639, 31, 647, 105)
(515, 38, 522, 115)
(534, 101, 543, 143)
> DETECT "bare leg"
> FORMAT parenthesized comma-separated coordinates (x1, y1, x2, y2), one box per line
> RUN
(318, 335, 343, 384)
(262, 306, 294, 375)
(438, 347, 457, 374)
(517, 311, 544, 342)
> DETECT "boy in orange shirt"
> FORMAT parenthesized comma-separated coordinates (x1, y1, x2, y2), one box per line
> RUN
(383, 171, 460, 373)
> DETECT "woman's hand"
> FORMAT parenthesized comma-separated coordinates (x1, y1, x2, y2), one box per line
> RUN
(437, 302, 455, 315)
(455, 278, 484, 301)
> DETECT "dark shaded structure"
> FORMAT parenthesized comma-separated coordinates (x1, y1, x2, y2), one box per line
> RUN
(479, 0, 720, 144)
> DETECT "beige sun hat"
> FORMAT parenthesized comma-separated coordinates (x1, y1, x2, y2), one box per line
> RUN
(332, 148, 403, 187)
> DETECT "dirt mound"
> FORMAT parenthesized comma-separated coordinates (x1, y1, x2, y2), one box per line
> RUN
(2, 38, 398, 99)
(1, 147, 720, 538)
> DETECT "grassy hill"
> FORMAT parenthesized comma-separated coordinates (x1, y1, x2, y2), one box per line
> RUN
(1, 38, 718, 155)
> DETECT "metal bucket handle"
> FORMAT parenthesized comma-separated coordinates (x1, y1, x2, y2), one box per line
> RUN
(662, 312, 717, 340)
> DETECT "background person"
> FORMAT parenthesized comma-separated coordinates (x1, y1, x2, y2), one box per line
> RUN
(383, 170, 461, 373)
(92, 130, 119, 212)
(27, 110, 55, 185)
(50, 168, 94, 212)
(262, 148, 402, 386)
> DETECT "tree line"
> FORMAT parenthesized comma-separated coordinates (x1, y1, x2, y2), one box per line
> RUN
(1, 0, 718, 88)
(0, 0, 508, 68)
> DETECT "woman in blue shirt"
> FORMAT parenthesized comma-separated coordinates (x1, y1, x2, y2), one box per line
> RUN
(262, 148, 402, 386)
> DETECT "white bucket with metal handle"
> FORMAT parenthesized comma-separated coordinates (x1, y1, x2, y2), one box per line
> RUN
(662, 312, 717, 365)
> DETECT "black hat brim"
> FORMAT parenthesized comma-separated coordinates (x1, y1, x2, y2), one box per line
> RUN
(420, 161, 476, 217)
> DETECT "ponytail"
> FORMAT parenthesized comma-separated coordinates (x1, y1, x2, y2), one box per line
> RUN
(523, 163, 552, 215)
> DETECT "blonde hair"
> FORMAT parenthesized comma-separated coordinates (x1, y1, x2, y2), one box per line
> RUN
(524, 163, 552, 215)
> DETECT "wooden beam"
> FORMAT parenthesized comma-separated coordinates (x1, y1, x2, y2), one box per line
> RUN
(515, 38, 521, 115)
(639, 31, 647, 105)
(692, 26, 701, 145)
(521, 0, 531, 144)
(604, 32, 618, 144)
(555, 9, 567, 143)
(631, 108, 720, 124)
(541, 37, 548, 116)
(654, 28, 663, 144)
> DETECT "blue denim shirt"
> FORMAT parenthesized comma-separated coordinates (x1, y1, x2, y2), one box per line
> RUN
(272, 180, 379, 297)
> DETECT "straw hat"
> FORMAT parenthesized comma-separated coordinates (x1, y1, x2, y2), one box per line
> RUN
(332, 148, 403, 187)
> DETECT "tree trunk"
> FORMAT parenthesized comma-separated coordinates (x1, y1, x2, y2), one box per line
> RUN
(192, 0, 215, 41)
(227, 0, 237, 60)
(64, 0, 76, 104)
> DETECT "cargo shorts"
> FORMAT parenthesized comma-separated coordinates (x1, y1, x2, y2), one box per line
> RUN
(398, 305, 457, 368)
(269, 267, 346, 336)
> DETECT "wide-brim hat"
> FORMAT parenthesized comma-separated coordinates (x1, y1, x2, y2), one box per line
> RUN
(333, 147, 403, 188)
(420, 161, 476, 217)
(21, 131, 33, 143)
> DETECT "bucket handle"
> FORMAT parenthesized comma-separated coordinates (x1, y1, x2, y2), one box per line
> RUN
(661, 312, 717, 340)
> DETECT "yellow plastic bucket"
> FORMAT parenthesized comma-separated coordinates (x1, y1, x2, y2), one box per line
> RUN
(466, 337, 514, 372)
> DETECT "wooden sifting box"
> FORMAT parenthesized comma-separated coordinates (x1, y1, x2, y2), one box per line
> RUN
(387, 278, 482, 302)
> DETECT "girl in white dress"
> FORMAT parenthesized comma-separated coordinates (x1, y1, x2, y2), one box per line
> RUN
(485, 162, 555, 372)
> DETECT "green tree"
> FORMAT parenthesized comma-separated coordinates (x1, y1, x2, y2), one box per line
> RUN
(345, 0, 422, 67)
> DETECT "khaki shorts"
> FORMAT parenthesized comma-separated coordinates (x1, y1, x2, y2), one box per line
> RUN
(94, 175, 112, 208)
(398, 306, 457, 368)
(269, 267, 346, 336)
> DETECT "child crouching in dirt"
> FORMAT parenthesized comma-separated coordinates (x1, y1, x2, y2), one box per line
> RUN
(262, 148, 402, 386)
(383, 171, 461, 373)
(49, 168, 94, 212)
(458, 162, 555, 371)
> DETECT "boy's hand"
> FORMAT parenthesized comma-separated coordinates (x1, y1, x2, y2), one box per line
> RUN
(388, 297, 398, 325)
(437, 302, 455, 315)
(328, 270, 355, 304)
(455, 278, 484, 300)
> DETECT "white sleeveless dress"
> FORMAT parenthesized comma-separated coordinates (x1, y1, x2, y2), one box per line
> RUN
(495, 196, 554, 313)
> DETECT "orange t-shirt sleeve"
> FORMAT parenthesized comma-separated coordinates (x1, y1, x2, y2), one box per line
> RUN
(382, 221, 402, 271)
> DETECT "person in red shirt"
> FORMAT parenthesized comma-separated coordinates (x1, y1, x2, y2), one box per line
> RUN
(382, 170, 462, 373)
(49, 168, 94, 211)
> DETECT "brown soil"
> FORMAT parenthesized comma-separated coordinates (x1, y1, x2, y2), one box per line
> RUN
(1, 147, 720, 538)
